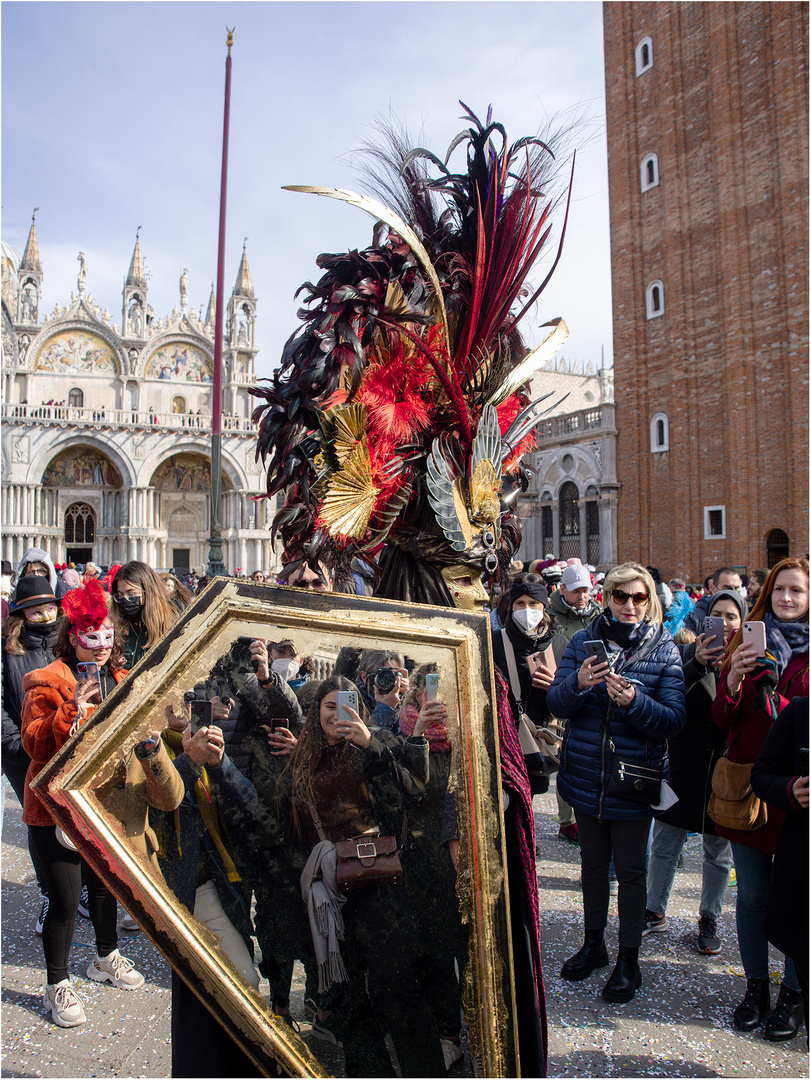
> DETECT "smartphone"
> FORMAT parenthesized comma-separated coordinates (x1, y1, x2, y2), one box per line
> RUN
(424, 673, 440, 702)
(703, 616, 726, 653)
(742, 621, 767, 656)
(584, 640, 610, 667)
(529, 644, 558, 676)
(189, 698, 213, 734)
(268, 717, 288, 733)
(335, 690, 359, 721)
(76, 661, 101, 684)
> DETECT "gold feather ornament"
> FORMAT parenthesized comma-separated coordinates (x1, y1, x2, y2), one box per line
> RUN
(326, 403, 368, 464)
(319, 443, 379, 539)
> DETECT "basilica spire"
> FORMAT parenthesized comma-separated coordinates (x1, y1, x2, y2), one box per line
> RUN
(125, 226, 147, 289)
(205, 281, 216, 328)
(20, 208, 42, 273)
(232, 239, 254, 298)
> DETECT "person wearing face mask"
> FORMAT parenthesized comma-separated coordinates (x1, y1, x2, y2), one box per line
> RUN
(491, 575, 568, 792)
(2, 575, 60, 930)
(643, 588, 746, 954)
(712, 557, 809, 1041)
(13, 547, 70, 602)
(110, 561, 178, 669)
(20, 580, 183, 1028)
(547, 562, 685, 1004)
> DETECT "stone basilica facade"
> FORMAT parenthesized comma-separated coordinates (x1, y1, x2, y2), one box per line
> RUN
(1, 215, 277, 576)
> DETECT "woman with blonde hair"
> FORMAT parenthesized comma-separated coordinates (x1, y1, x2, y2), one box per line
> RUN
(547, 562, 685, 1003)
(712, 556, 808, 1040)
(110, 561, 177, 669)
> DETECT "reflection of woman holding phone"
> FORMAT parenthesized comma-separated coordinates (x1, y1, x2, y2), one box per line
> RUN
(547, 562, 685, 1003)
(20, 581, 183, 1028)
(278, 675, 444, 1077)
(712, 557, 809, 1039)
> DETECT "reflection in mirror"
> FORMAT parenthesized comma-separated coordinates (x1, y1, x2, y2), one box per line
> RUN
(90, 622, 474, 1076)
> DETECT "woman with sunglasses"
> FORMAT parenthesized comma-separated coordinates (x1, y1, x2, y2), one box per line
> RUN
(20, 580, 183, 1027)
(110, 561, 178, 669)
(547, 562, 685, 1003)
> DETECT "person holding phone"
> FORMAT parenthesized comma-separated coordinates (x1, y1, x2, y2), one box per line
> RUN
(712, 557, 809, 1039)
(643, 588, 746, 953)
(271, 675, 444, 1076)
(20, 580, 183, 1028)
(546, 563, 685, 1004)
(491, 575, 568, 792)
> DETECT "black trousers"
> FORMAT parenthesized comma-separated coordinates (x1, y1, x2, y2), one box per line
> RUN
(2, 756, 47, 892)
(28, 824, 118, 984)
(575, 810, 650, 947)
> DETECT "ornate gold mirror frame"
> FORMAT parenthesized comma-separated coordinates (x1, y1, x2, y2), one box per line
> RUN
(31, 578, 518, 1077)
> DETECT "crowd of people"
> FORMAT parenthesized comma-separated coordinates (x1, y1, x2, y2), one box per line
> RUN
(1, 547, 807, 1075)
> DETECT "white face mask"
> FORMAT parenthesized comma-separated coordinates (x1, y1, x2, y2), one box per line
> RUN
(512, 607, 543, 633)
(271, 658, 300, 681)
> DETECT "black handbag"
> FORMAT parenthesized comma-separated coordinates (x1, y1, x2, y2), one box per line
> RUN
(607, 744, 664, 804)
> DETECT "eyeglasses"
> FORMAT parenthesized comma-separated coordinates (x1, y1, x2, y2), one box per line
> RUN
(114, 588, 143, 602)
(611, 589, 649, 606)
(287, 578, 327, 590)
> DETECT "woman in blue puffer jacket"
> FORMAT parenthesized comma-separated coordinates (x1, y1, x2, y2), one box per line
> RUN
(547, 562, 685, 1003)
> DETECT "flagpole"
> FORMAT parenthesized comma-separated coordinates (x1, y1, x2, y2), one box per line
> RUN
(207, 27, 234, 578)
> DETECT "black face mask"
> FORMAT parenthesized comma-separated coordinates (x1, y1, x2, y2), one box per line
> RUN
(115, 596, 144, 619)
(23, 619, 56, 637)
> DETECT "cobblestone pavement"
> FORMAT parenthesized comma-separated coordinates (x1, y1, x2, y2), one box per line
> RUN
(2, 781, 807, 1077)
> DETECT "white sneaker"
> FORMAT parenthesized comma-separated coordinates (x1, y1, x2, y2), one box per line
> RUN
(118, 912, 140, 932)
(441, 1037, 464, 1070)
(44, 980, 86, 1027)
(86, 949, 145, 990)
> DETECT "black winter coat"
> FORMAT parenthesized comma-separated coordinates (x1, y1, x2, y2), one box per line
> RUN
(654, 642, 727, 834)
(1, 625, 56, 760)
(750, 697, 809, 964)
(547, 617, 686, 821)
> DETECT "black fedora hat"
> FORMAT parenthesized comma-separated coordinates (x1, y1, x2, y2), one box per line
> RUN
(12, 574, 57, 611)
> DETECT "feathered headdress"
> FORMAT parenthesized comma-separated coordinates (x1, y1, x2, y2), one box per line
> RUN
(61, 579, 109, 633)
(251, 103, 574, 597)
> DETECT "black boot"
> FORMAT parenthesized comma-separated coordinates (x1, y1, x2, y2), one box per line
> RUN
(764, 984, 804, 1042)
(602, 945, 642, 1003)
(733, 977, 771, 1031)
(560, 930, 609, 981)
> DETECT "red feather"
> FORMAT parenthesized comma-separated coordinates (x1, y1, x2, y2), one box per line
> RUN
(61, 578, 110, 632)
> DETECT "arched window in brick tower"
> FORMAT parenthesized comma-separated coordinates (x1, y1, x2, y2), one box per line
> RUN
(559, 481, 580, 560)
(646, 280, 665, 319)
(766, 529, 790, 568)
(640, 153, 659, 192)
(635, 37, 653, 76)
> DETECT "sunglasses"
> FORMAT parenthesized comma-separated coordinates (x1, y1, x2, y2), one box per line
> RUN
(611, 588, 649, 606)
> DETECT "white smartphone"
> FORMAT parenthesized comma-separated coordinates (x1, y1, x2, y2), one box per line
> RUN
(529, 644, 558, 676)
(424, 673, 440, 702)
(742, 621, 767, 656)
(703, 616, 726, 653)
(335, 690, 359, 720)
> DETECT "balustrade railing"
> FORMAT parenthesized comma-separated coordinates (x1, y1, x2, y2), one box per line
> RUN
(533, 404, 612, 442)
(2, 402, 255, 435)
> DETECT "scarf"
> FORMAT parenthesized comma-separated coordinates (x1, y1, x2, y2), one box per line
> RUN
(397, 702, 452, 752)
(300, 840, 348, 993)
(494, 668, 547, 1069)
(160, 729, 241, 884)
(597, 609, 652, 650)
(764, 612, 809, 678)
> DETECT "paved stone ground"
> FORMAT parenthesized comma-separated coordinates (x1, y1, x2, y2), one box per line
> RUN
(2, 780, 807, 1077)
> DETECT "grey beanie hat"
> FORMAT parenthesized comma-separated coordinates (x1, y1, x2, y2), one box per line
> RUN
(707, 588, 747, 623)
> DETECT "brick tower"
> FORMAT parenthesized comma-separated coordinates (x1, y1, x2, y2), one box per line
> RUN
(603, 2, 808, 581)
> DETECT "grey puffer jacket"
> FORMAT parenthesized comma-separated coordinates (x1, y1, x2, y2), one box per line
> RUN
(546, 616, 686, 821)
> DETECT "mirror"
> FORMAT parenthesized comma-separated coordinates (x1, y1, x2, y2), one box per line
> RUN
(31, 578, 518, 1077)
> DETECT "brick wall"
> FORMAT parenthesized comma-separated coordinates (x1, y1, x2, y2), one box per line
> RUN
(604, 1, 809, 582)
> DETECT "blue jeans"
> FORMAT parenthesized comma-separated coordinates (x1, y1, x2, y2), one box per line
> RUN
(730, 841, 800, 988)
(646, 820, 732, 920)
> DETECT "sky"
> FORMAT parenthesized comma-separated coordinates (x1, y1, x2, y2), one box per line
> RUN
(2, 1, 613, 382)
